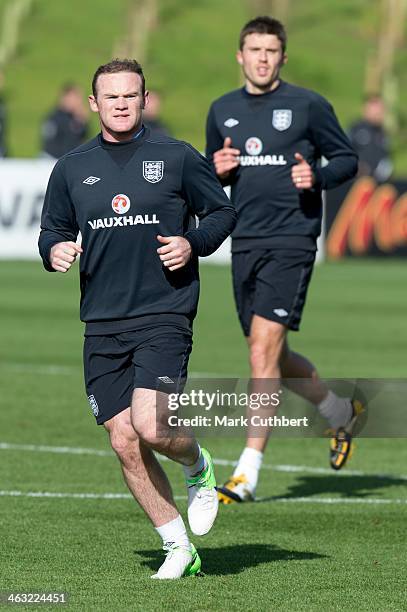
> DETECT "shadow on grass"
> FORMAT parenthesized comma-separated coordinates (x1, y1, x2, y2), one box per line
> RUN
(260, 474, 407, 502)
(135, 543, 327, 576)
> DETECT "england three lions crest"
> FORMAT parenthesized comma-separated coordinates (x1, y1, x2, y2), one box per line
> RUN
(143, 161, 164, 183)
(272, 109, 292, 131)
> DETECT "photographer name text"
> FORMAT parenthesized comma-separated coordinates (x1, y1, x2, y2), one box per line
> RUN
(167, 415, 309, 428)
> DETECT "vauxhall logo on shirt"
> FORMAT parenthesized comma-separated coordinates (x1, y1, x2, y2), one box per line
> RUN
(239, 137, 287, 167)
(112, 194, 131, 214)
(87, 193, 159, 230)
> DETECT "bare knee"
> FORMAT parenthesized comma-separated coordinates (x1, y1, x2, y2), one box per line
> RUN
(104, 412, 140, 467)
(132, 420, 159, 448)
(249, 317, 286, 377)
(132, 414, 173, 451)
(250, 341, 272, 373)
(131, 409, 157, 447)
(110, 431, 136, 461)
(131, 389, 169, 449)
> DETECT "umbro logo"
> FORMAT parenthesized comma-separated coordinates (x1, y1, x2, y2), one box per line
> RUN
(158, 376, 174, 384)
(273, 308, 288, 317)
(83, 176, 101, 185)
(224, 118, 239, 128)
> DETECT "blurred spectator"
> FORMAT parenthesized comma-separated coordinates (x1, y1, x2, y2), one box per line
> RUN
(40, 83, 89, 158)
(0, 70, 7, 157)
(349, 95, 393, 182)
(143, 90, 171, 137)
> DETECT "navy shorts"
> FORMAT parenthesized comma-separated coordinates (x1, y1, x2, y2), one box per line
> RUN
(83, 325, 192, 425)
(232, 248, 316, 336)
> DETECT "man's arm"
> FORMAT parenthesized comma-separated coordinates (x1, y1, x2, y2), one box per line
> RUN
(38, 159, 81, 272)
(309, 95, 358, 189)
(205, 104, 240, 186)
(182, 145, 236, 256)
(156, 146, 236, 270)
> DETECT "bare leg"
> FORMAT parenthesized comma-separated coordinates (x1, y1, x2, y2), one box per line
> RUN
(130, 387, 200, 467)
(131, 387, 219, 537)
(246, 315, 286, 453)
(104, 408, 179, 527)
(245, 317, 329, 453)
(280, 339, 328, 405)
(224, 318, 343, 501)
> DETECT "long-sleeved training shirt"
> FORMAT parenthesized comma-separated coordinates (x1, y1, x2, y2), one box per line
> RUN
(206, 81, 358, 252)
(39, 128, 236, 334)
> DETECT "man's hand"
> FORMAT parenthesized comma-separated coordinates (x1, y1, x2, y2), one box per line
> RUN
(50, 241, 83, 273)
(157, 235, 192, 271)
(213, 137, 240, 179)
(291, 152, 315, 190)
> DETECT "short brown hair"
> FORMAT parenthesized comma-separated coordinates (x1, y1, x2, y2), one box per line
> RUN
(92, 59, 145, 97)
(239, 16, 287, 52)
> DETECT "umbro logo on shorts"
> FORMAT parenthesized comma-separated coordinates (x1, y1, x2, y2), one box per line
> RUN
(83, 176, 101, 185)
(158, 376, 175, 384)
(273, 308, 288, 317)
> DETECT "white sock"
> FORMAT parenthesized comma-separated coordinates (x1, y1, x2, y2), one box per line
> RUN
(183, 444, 205, 479)
(155, 515, 190, 549)
(233, 447, 263, 493)
(317, 391, 353, 429)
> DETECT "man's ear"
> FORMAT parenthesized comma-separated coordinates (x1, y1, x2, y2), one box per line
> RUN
(142, 90, 149, 110)
(236, 50, 243, 66)
(88, 95, 98, 113)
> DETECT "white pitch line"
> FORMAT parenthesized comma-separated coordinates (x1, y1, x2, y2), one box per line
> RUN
(0, 490, 405, 505)
(1, 441, 407, 482)
(0, 490, 132, 500)
(0, 490, 186, 501)
(0, 363, 78, 375)
(0, 442, 113, 457)
(0, 363, 230, 378)
(261, 497, 407, 505)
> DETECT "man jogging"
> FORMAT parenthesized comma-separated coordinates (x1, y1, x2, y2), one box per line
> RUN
(39, 59, 236, 576)
(206, 17, 362, 504)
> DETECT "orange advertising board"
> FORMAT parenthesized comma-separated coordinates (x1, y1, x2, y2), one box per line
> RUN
(326, 177, 407, 258)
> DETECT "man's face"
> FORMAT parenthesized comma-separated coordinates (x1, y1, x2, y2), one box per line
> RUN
(364, 98, 385, 126)
(62, 88, 84, 114)
(237, 33, 286, 94)
(89, 72, 148, 141)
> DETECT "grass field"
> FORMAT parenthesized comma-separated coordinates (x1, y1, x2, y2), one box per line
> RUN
(0, 260, 406, 611)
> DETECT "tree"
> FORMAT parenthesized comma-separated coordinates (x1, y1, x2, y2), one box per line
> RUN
(365, 0, 407, 131)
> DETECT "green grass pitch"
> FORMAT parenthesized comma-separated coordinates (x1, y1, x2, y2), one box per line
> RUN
(0, 260, 406, 611)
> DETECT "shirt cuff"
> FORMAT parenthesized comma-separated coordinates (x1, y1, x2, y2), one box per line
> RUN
(183, 230, 205, 257)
